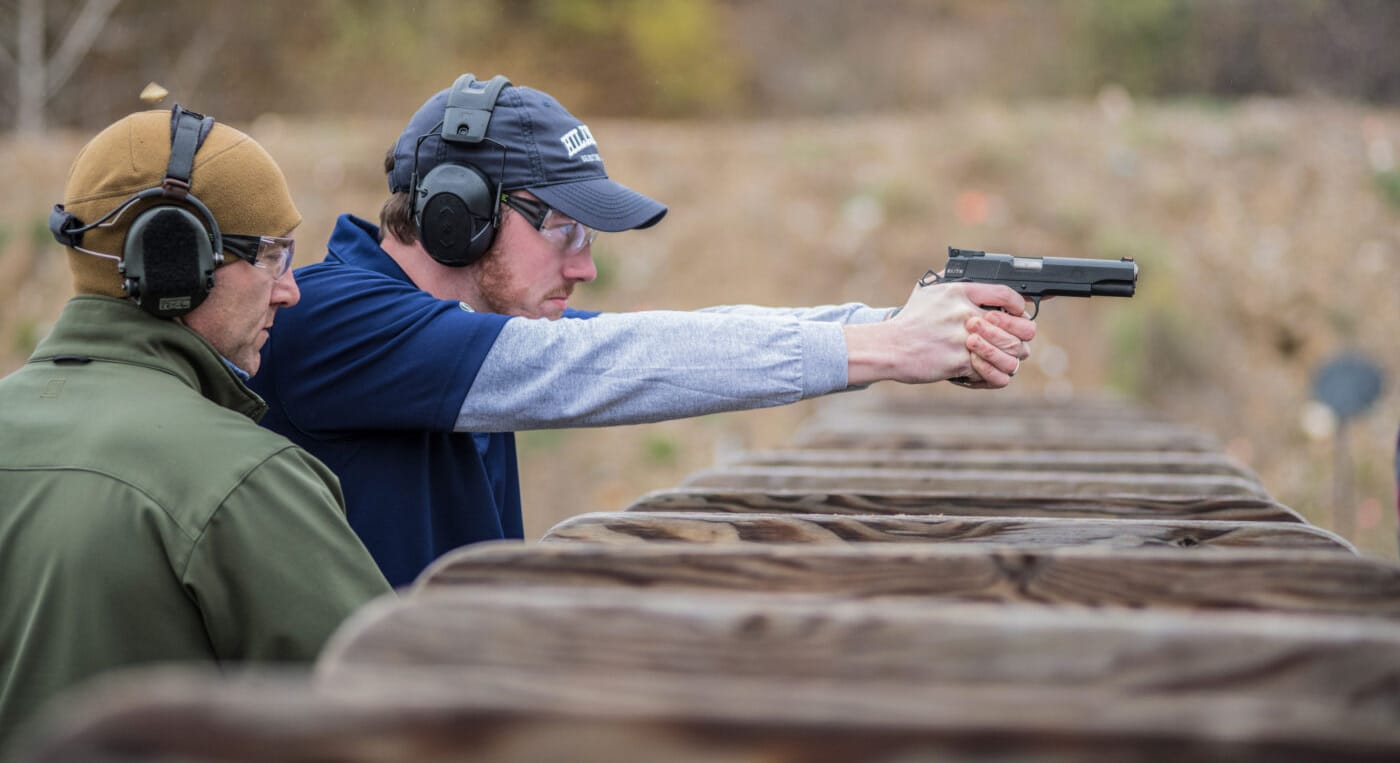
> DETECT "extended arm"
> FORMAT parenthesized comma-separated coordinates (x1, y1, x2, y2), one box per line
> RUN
(458, 310, 849, 431)
(694, 302, 895, 324)
(457, 282, 1033, 432)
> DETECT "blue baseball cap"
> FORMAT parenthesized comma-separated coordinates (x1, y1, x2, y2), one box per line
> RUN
(389, 79, 667, 232)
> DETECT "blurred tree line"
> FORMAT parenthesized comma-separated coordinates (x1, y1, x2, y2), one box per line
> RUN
(3, 0, 1400, 133)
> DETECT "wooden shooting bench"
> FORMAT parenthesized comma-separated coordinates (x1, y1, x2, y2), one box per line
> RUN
(678, 464, 1271, 497)
(720, 447, 1261, 479)
(789, 411, 1224, 451)
(19, 394, 1400, 762)
(542, 511, 1352, 550)
(312, 589, 1400, 698)
(622, 486, 1305, 522)
(415, 541, 1399, 618)
(18, 667, 1400, 762)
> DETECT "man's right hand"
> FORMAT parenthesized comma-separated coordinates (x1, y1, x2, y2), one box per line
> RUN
(842, 281, 1035, 389)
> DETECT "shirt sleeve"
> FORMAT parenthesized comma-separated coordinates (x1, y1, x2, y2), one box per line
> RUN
(262, 272, 511, 434)
(694, 302, 896, 324)
(182, 447, 394, 661)
(457, 310, 851, 432)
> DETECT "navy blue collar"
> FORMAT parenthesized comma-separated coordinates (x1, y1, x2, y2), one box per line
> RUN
(325, 214, 416, 284)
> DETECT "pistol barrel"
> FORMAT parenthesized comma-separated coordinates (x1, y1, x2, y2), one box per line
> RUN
(1090, 280, 1136, 297)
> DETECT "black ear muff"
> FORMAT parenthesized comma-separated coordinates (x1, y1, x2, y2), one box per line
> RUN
(416, 163, 497, 267)
(121, 205, 218, 318)
(412, 73, 512, 268)
(50, 104, 222, 319)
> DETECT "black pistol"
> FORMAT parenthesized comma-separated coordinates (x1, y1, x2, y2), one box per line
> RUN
(922, 247, 1138, 319)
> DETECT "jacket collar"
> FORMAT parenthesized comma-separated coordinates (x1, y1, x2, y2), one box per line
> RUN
(28, 296, 268, 421)
(325, 214, 414, 284)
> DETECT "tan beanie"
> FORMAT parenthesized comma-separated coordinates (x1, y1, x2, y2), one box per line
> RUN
(62, 109, 302, 297)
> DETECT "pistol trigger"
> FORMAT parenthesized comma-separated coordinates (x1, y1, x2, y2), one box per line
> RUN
(917, 269, 943, 288)
(1028, 297, 1041, 321)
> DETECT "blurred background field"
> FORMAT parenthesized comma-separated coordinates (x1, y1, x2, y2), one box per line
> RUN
(2, 0, 1398, 556)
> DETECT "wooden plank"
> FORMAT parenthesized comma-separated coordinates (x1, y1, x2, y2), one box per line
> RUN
(623, 488, 1306, 523)
(19, 668, 1400, 762)
(725, 448, 1259, 479)
(801, 411, 1190, 433)
(417, 542, 1394, 618)
(792, 414, 1220, 451)
(680, 465, 1270, 498)
(547, 509, 1346, 549)
(795, 427, 1219, 451)
(542, 511, 1352, 552)
(838, 394, 1159, 421)
(318, 588, 1400, 708)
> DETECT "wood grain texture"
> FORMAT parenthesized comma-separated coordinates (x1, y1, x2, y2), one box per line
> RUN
(792, 413, 1221, 451)
(543, 511, 1351, 551)
(318, 587, 1400, 709)
(623, 488, 1306, 523)
(19, 668, 1400, 762)
(680, 465, 1270, 498)
(846, 395, 1158, 420)
(724, 448, 1259, 479)
(17, 394, 1370, 763)
(416, 542, 1395, 618)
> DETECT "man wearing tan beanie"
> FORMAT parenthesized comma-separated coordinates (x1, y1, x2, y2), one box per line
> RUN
(0, 107, 391, 753)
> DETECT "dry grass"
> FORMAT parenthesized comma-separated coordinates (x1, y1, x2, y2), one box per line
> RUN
(4, 97, 1397, 557)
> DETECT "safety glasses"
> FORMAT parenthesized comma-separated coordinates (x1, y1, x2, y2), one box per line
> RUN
(223, 234, 295, 278)
(500, 194, 600, 253)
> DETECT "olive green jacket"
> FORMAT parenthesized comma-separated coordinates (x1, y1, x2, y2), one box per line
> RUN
(0, 296, 392, 751)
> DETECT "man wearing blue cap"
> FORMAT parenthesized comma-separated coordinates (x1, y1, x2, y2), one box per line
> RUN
(251, 74, 1036, 587)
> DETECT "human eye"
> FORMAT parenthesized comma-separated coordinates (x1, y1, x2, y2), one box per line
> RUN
(256, 239, 293, 276)
(541, 221, 577, 244)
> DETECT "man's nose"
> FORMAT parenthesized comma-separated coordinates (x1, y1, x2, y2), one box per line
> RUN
(563, 248, 597, 283)
(272, 269, 301, 307)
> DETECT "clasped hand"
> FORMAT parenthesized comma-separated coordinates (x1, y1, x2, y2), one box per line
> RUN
(889, 280, 1036, 389)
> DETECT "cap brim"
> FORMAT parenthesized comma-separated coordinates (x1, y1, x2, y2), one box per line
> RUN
(529, 178, 667, 232)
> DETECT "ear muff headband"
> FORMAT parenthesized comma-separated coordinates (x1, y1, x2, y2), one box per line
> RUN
(412, 73, 512, 267)
(49, 105, 223, 318)
(442, 73, 511, 143)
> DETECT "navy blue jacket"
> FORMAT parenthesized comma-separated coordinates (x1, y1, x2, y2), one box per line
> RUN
(253, 215, 552, 587)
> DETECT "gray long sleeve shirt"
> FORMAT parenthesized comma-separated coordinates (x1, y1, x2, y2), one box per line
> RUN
(457, 303, 893, 431)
